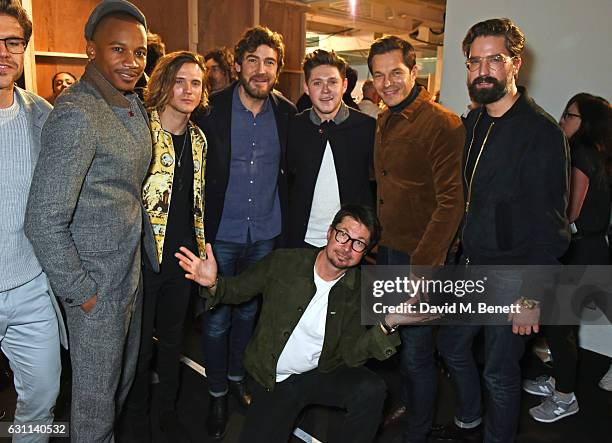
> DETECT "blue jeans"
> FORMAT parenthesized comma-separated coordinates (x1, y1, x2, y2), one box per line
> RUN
(377, 246, 436, 443)
(0, 273, 61, 443)
(437, 271, 526, 443)
(202, 237, 275, 395)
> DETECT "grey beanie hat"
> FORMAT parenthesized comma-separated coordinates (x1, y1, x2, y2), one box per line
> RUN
(84, 0, 147, 40)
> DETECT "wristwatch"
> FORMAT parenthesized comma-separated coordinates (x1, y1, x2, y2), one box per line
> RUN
(518, 297, 539, 310)
(380, 318, 398, 335)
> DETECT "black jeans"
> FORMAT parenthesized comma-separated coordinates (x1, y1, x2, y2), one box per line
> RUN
(239, 366, 387, 443)
(125, 265, 193, 419)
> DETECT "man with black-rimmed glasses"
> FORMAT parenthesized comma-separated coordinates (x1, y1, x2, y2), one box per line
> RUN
(175, 204, 423, 443)
(0, 2, 67, 440)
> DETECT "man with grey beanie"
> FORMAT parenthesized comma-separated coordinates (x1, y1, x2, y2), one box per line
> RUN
(25, 1, 158, 441)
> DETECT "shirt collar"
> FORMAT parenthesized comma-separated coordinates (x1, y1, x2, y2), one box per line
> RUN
(232, 83, 271, 115)
(81, 63, 134, 109)
(309, 101, 350, 126)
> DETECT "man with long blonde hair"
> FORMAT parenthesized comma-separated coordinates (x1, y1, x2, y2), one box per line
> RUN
(123, 50, 208, 441)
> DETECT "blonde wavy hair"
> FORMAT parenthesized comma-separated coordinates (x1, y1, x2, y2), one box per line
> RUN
(144, 51, 208, 112)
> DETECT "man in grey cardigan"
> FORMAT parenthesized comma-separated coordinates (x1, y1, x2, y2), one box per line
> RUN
(25, 1, 157, 441)
(1, 3, 67, 441)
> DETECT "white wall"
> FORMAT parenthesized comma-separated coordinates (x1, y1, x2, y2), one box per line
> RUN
(440, 0, 612, 119)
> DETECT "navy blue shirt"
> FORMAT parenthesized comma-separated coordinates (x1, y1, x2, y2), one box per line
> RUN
(216, 86, 282, 243)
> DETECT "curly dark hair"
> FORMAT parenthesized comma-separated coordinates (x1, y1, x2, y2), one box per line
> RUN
(367, 35, 416, 73)
(145, 32, 166, 76)
(0, 0, 33, 43)
(204, 47, 236, 82)
(234, 26, 284, 71)
(302, 49, 347, 81)
(462, 18, 525, 58)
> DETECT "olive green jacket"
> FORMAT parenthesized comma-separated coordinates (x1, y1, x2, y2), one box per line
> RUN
(201, 248, 400, 390)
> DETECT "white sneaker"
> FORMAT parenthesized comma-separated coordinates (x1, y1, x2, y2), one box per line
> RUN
(599, 364, 612, 391)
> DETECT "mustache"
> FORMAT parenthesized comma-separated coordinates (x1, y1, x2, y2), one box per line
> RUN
(250, 74, 270, 82)
(472, 76, 499, 85)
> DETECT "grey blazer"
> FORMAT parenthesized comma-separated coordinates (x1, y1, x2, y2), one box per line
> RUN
(15, 86, 68, 348)
(25, 64, 158, 310)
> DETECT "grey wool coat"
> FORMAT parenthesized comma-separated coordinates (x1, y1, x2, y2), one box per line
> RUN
(25, 63, 158, 308)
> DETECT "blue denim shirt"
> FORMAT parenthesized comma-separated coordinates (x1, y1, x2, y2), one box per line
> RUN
(216, 86, 282, 243)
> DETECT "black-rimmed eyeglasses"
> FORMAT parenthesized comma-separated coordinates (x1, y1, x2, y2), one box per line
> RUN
(0, 38, 28, 54)
(562, 111, 581, 120)
(334, 228, 368, 253)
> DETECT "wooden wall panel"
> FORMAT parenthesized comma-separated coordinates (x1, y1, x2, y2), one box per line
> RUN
(31, 0, 96, 54)
(260, 1, 307, 102)
(28, 0, 96, 96)
(197, 0, 254, 54)
(131, 0, 190, 52)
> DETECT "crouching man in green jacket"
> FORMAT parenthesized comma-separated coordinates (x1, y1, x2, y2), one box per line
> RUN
(176, 204, 421, 443)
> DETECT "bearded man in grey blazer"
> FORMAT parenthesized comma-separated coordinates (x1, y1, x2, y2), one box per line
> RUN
(25, 1, 157, 442)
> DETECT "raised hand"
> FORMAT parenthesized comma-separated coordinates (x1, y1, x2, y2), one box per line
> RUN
(175, 243, 218, 287)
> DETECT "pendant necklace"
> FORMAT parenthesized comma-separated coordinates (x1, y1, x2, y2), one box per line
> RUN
(176, 130, 188, 168)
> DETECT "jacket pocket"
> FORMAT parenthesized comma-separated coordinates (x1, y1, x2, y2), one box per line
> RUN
(71, 227, 119, 253)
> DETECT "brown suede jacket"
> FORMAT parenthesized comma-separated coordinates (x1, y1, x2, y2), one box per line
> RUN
(375, 87, 465, 265)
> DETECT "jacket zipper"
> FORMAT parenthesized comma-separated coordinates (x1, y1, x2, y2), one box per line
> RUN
(461, 112, 495, 266)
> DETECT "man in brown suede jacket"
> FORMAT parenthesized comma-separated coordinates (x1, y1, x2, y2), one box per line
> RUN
(368, 35, 465, 443)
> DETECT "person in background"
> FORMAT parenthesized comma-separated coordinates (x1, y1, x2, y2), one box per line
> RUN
(134, 31, 166, 100)
(123, 51, 208, 442)
(523, 93, 612, 420)
(204, 47, 236, 93)
(342, 65, 359, 109)
(358, 79, 381, 118)
(51, 71, 76, 102)
(144, 32, 166, 77)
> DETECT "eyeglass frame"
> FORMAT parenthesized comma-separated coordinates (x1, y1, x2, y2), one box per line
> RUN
(333, 228, 369, 253)
(465, 53, 517, 72)
(562, 111, 581, 120)
(0, 37, 28, 54)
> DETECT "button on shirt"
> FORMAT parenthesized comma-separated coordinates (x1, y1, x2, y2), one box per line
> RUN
(275, 266, 344, 382)
(216, 87, 282, 243)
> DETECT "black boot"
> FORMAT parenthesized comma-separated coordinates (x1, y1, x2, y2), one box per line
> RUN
(207, 394, 228, 440)
(229, 379, 252, 409)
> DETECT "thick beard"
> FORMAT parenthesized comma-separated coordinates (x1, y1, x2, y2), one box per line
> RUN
(239, 72, 274, 100)
(468, 75, 508, 105)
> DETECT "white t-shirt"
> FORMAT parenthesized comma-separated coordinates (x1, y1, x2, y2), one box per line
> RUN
(275, 266, 344, 382)
(304, 140, 341, 247)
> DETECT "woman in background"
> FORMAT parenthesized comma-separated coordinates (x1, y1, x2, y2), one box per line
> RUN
(524, 93, 612, 422)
